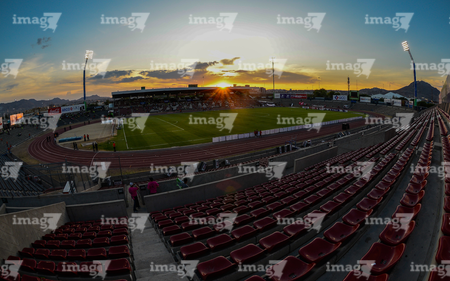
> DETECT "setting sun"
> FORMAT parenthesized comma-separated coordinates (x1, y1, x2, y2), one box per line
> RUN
(217, 82, 231, 88)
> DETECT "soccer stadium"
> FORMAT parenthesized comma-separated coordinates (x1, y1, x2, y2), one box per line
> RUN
(1, 1, 449, 281)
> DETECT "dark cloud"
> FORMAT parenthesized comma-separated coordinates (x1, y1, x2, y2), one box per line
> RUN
(220, 57, 240, 65)
(120, 76, 145, 83)
(140, 70, 188, 80)
(196, 61, 218, 70)
(89, 70, 133, 80)
(5, 84, 18, 91)
(34, 37, 51, 49)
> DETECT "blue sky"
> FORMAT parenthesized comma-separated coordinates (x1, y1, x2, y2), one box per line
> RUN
(0, 0, 448, 102)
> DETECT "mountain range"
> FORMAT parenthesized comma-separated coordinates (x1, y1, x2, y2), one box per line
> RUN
(358, 81, 440, 101)
(0, 95, 110, 115)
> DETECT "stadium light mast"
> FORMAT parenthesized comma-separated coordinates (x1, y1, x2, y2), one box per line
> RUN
(84, 50, 94, 110)
(402, 41, 417, 110)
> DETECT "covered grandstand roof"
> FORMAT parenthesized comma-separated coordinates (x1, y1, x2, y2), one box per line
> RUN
(111, 86, 263, 98)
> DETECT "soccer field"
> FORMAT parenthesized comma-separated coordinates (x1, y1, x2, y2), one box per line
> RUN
(100, 107, 362, 151)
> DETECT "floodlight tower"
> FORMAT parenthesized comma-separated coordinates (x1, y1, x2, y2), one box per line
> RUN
(84, 50, 94, 110)
(402, 41, 417, 110)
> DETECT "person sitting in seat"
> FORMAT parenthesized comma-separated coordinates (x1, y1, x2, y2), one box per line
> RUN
(176, 178, 189, 189)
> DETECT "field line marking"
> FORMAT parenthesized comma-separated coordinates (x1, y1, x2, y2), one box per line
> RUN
(155, 117, 185, 131)
(123, 122, 129, 150)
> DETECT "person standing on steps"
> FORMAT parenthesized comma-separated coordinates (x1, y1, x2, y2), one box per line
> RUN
(84, 134, 86, 142)
(87, 134, 89, 141)
(113, 142, 116, 152)
(95, 142, 98, 151)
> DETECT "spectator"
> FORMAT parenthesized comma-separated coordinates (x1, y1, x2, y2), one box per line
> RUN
(147, 177, 159, 194)
(176, 178, 189, 189)
(87, 134, 90, 141)
(84, 134, 86, 141)
(128, 182, 140, 212)
(73, 142, 76, 150)
(92, 143, 95, 151)
(95, 142, 98, 151)
(113, 142, 116, 152)
(259, 130, 262, 137)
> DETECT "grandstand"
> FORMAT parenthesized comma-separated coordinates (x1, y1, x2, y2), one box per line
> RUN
(1, 92, 449, 281)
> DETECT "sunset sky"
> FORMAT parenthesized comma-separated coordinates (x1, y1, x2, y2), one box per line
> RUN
(0, 0, 449, 103)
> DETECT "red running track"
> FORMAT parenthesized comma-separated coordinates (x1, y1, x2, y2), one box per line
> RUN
(28, 118, 368, 168)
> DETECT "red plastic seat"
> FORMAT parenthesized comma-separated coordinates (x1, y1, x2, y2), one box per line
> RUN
(180, 242, 209, 260)
(68, 233, 82, 240)
(36, 261, 56, 275)
(283, 221, 308, 238)
(46, 240, 60, 249)
(162, 225, 181, 236)
(320, 201, 342, 214)
(20, 259, 36, 273)
(234, 214, 254, 227)
(230, 244, 265, 264)
(55, 262, 78, 277)
(435, 236, 450, 264)
(379, 220, 415, 246)
(196, 256, 235, 280)
(356, 197, 382, 212)
(19, 248, 35, 258)
(324, 222, 359, 243)
(343, 271, 388, 281)
(106, 258, 132, 275)
(442, 214, 450, 236)
(367, 187, 389, 200)
(360, 243, 405, 274)
(231, 225, 258, 242)
(400, 190, 425, 207)
(259, 232, 290, 253)
(342, 209, 373, 226)
(31, 240, 46, 248)
(289, 202, 309, 214)
(253, 217, 277, 232)
(87, 248, 107, 259)
(34, 249, 50, 259)
(108, 245, 131, 259)
(250, 208, 270, 219)
(304, 194, 321, 205)
(60, 240, 76, 249)
(110, 235, 129, 246)
(192, 227, 216, 240)
(67, 249, 86, 260)
(170, 233, 193, 247)
(97, 230, 112, 237)
(298, 237, 341, 263)
(333, 192, 352, 203)
(266, 256, 315, 281)
(405, 181, 427, 194)
(49, 249, 67, 260)
(206, 234, 234, 251)
(392, 204, 421, 221)
(76, 239, 92, 248)
(93, 237, 109, 247)
(428, 269, 450, 281)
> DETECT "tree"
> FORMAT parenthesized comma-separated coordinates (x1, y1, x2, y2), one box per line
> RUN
(313, 88, 327, 97)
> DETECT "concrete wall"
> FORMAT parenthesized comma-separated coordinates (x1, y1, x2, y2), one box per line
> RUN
(139, 143, 331, 196)
(336, 128, 396, 154)
(3, 188, 125, 208)
(0, 202, 69, 261)
(294, 147, 338, 173)
(0, 204, 5, 215)
(144, 171, 270, 212)
(66, 199, 128, 222)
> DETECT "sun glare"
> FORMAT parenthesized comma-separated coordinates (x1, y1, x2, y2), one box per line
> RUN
(217, 82, 231, 88)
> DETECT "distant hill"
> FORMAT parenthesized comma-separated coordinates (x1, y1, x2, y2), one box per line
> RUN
(359, 81, 439, 101)
(0, 95, 110, 115)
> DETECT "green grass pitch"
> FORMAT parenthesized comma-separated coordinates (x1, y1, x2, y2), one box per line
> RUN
(99, 107, 362, 151)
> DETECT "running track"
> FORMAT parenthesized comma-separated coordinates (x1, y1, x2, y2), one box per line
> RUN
(28, 118, 371, 168)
